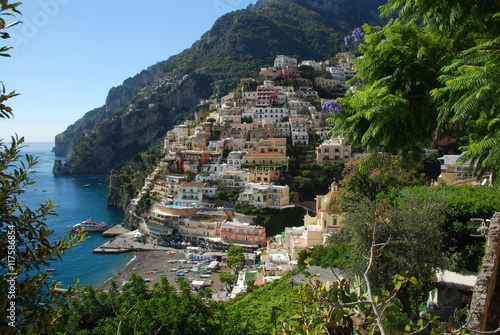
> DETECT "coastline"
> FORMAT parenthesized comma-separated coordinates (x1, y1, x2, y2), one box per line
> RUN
(95, 247, 228, 300)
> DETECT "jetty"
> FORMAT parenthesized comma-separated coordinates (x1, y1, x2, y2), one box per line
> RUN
(93, 229, 170, 254)
(102, 224, 129, 237)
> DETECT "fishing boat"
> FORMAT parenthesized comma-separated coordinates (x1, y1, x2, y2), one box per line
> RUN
(71, 219, 108, 232)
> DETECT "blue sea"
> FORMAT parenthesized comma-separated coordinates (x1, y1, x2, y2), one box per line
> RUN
(17, 142, 132, 288)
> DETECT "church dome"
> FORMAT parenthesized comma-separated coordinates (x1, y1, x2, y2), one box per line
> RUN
(320, 181, 339, 211)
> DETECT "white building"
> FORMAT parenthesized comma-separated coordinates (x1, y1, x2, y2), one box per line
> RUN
(289, 117, 309, 146)
(173, 182, 217, 206)
(274, 55, 298, 69)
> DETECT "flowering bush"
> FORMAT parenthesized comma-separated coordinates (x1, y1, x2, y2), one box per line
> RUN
(322, 100, 342, 114)
(343, 27, 364, 46)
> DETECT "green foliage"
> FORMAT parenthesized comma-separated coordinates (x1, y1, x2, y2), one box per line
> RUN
(226, 246, 245, 274)
(277, 276, 385, 334)
(432, 34, 500, 177)
(233, 206, 306, 237)
(107, 140, 165, 201)
(224, 271, 302, 334)
(392, 185, 500, 271)
(216, 188, 243, 202)
(341, 155, 426, 203)
(332, 20, 447, 156)
(329, 192, 449, 321)
(219, 271, 237, 294)
(333, 0, 500, 176)
(54, 275, 225, 335)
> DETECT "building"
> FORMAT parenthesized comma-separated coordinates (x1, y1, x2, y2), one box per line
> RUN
(315, 138, 352, 164)
(173, 182, 217, 206)
(438, 155, 472, 184)
(148, 203, 197, 227)
(151, 175, 187, 200)
(248, 166, 283, 184)
(242, 152, 288, 168)
(289, 117, 309, 146)
(238, 182, 290, 209)
(251, 137, 287, 155)
(305, 181, 344, 234)
(219, 221, 267, 248)
(274, 55, 298, 69)
(219, 170, 250, 188)
(284, 225, 324, 260)
(299, 60, 323, 71)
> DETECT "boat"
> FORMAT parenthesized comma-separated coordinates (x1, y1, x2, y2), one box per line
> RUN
(71, 219, 108, 232)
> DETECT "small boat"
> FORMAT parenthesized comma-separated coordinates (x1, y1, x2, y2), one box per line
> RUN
(71, 219, 108, 232)
(82, 184, 91, 188)
(46, 268, 56, 272)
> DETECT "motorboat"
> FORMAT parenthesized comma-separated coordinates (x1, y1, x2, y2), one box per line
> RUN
(72, 219, 108, 232)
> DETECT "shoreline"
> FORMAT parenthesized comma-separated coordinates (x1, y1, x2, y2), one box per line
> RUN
(96, 250, 163, 290)
(94, 248, 228, 300)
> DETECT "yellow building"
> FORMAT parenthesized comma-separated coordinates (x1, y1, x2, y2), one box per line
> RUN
(242, 153, 288, 167)
(305, 181, 344, 234)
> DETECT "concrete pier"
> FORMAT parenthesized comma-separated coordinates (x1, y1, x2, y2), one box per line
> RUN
(102, 224, 129, 237)
(93, 229, 171, 254)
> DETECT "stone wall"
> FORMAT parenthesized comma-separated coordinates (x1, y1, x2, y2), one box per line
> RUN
(468, 212, 500, 331)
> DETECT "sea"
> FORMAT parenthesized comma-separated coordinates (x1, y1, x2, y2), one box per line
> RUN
(16, 142, 133, 288)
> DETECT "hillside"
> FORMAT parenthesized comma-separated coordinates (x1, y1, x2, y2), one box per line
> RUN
(53, 0, 381, 174)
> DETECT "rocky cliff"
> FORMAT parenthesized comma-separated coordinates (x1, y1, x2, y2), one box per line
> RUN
(54, 73, 212, 174)
(54, 63, 164, 157)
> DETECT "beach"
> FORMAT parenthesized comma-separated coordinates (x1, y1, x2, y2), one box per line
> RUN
(96, 247, 229, 300)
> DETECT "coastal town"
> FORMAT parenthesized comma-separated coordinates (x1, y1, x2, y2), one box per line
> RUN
(97, 54, 477, 298)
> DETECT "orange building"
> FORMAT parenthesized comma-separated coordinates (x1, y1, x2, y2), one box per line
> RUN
(219, 221, 267, 248)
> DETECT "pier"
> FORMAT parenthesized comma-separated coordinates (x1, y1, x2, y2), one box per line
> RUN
(93, 228, 170, 254)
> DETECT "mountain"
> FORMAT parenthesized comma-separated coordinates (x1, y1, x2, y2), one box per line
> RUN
(53, 0, 382, 174)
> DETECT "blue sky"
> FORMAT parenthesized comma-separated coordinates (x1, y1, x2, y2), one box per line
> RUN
(1, 0, 256, 143)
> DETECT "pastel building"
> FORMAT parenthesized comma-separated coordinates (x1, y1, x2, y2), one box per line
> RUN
(251, 137, 287, 155)
(315, 138, 352, 164)
(284, 225, 324, 260)
(242, 152, 288, 168)
(238, 182, 290, 209)
(151, 175, 187, 200)
(304, 181, 344, 234)
(219, 221, 267, 248)
(173, 182, 217, 206)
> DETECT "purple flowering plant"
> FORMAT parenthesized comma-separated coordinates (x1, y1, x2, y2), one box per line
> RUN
(343, 27, 364, 46)
(322, 100, 342, 114)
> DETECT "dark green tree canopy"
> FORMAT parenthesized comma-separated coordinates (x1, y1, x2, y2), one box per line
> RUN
(332, 0, 499, 177)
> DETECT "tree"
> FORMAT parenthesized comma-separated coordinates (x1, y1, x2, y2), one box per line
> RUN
(226, 245, 245, 275)
(340, 155, 425, 203)
(329, 191, 449, 322)
(219, 271, 237, 294)
(331, 0, 500, 177)
(0, 3, 85, 333)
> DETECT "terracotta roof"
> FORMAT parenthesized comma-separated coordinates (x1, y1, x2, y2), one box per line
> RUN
(254, 278, 265, 286)
(181, 182, 206, 187)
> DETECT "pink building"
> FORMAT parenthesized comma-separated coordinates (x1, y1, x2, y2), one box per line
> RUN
(219, 221, 267, 248)
(315, 138, 352, 164)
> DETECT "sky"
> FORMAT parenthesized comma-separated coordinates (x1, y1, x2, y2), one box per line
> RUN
(1, 0, 257, 143)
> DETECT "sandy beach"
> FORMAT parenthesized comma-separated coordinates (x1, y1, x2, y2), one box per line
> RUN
(96, 249, 229, 300)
